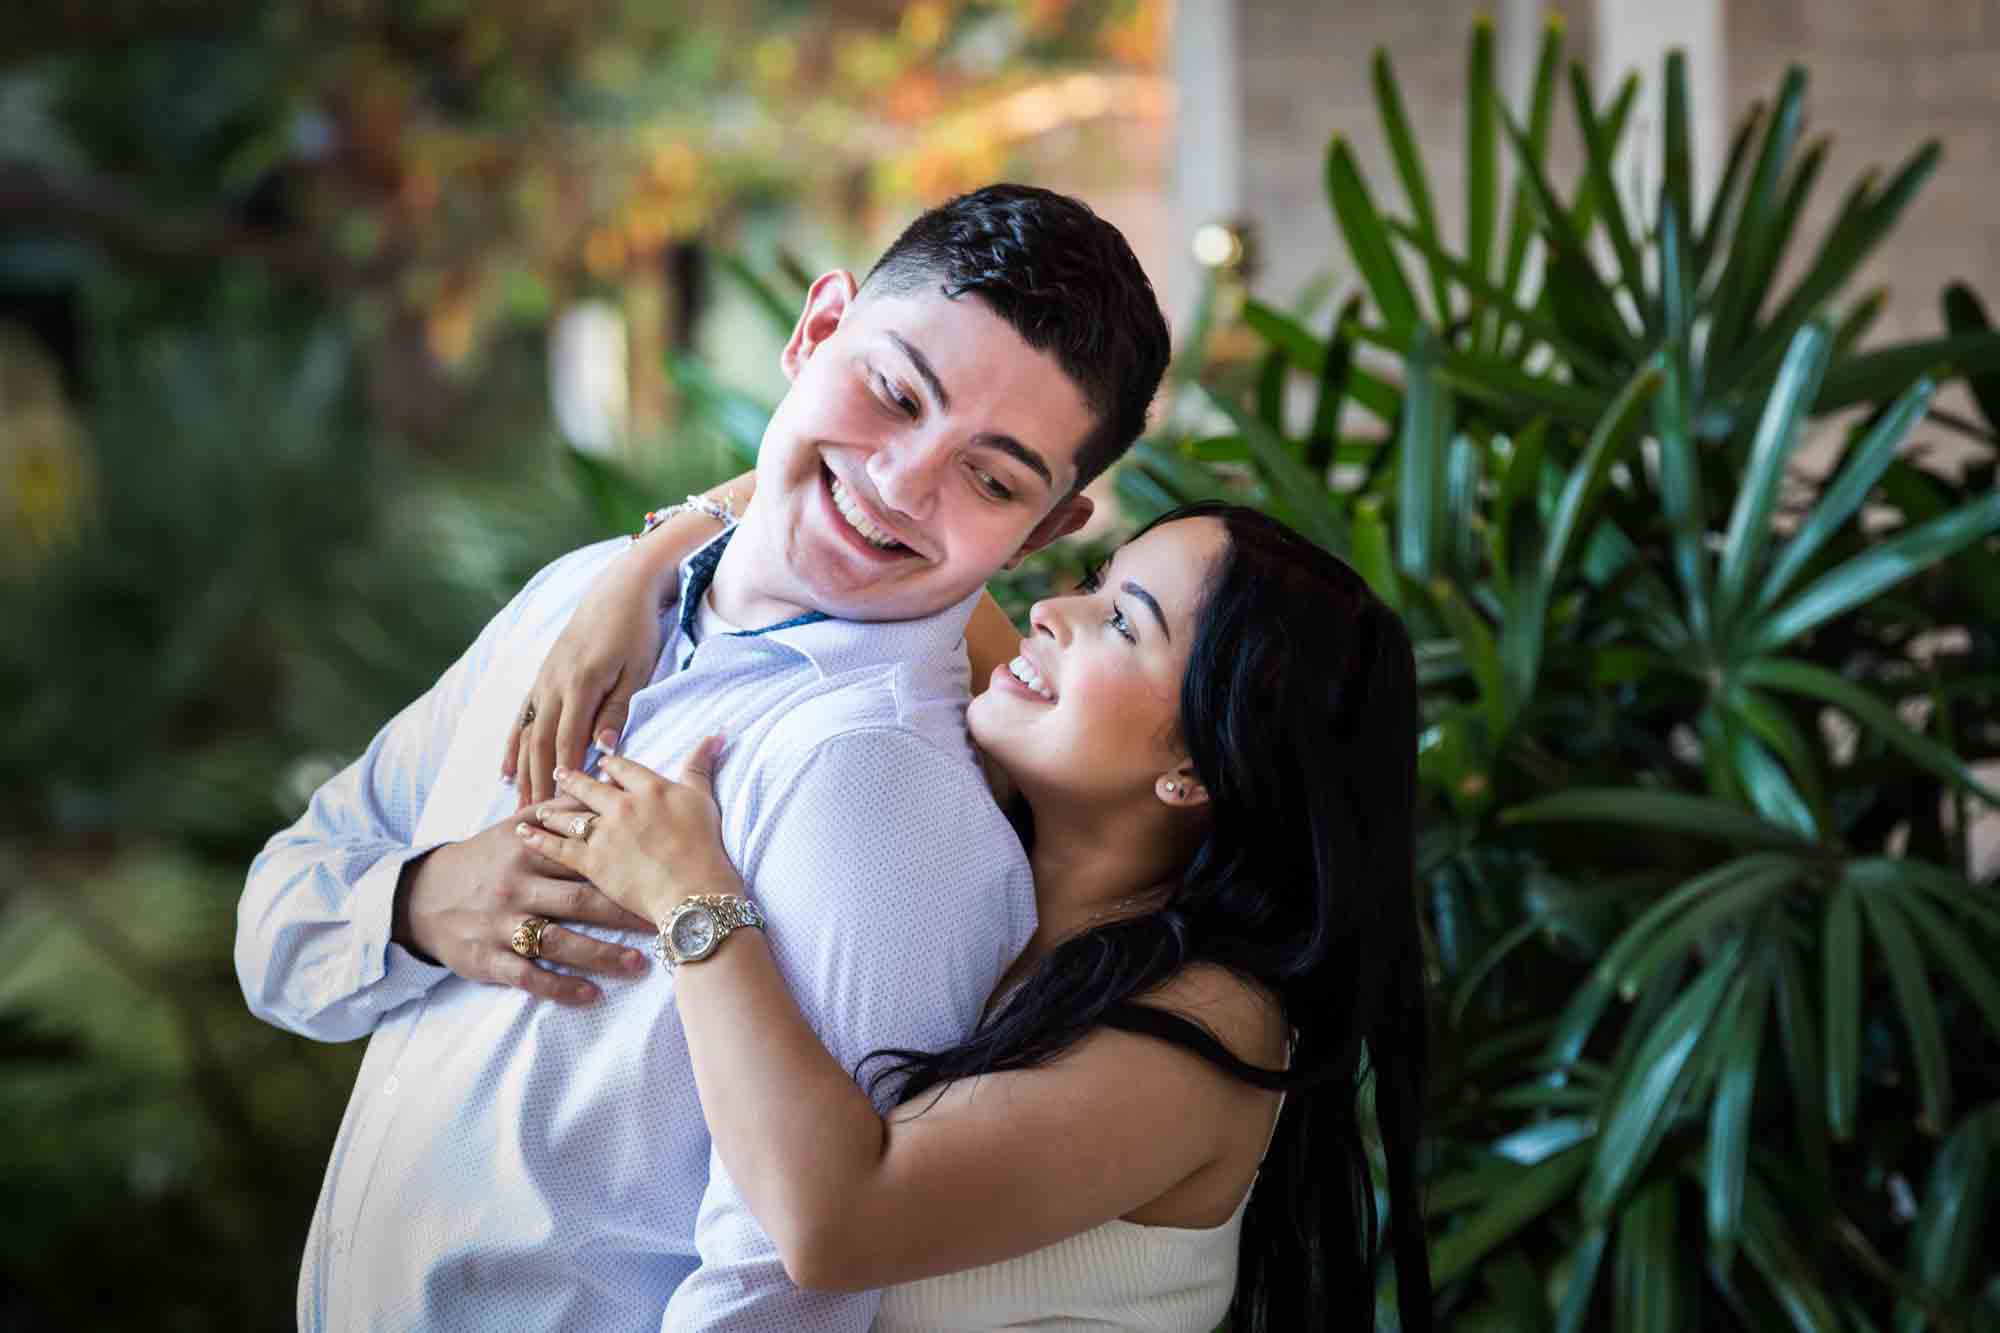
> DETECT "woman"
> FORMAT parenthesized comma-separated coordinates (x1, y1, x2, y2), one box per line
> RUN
(510, 493, 1431, 1331)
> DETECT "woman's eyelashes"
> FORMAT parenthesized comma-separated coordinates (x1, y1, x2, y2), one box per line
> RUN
(1076, 564, 1137, 643)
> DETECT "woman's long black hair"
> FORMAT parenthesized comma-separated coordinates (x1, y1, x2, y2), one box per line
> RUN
(867, 501, 1432, 1332)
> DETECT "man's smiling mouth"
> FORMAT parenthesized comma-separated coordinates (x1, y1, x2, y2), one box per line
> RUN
(826, 469, 913, 554)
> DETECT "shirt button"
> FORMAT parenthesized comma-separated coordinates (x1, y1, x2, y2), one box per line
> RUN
(382, 1075, 400, 1097)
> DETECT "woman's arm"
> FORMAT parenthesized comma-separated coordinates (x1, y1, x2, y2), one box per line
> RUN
(519, 748, 1269, 1291)
(503, 470, 756, 805)
(504, 461, 1026, 803)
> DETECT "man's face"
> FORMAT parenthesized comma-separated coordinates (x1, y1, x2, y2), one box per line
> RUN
(744, 273, 1098, 624)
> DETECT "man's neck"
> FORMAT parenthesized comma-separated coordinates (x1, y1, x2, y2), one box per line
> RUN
(704, 514, 809, 629)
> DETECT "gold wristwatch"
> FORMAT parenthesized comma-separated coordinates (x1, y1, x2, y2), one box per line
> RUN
(655, 893, 765, 971)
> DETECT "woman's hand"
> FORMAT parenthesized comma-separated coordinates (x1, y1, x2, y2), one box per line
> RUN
(502, 553, 674, 808)
(502, 468, 759, 806)
(515, 739, 742, 929)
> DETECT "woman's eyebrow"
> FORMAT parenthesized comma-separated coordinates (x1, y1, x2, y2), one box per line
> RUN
(1123, 580, 1169, 640)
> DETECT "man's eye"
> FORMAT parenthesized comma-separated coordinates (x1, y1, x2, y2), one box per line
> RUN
(875, 373, 917, 417)
(972, 466, 1013, 501)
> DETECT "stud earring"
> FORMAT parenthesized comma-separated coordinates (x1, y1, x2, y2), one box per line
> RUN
(1164, 781, 1180, 795)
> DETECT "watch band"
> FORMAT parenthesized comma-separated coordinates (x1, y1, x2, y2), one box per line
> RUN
(655, 893, 764, 970)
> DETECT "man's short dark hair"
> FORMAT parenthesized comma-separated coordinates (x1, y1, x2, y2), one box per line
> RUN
(860, 184, 1171, 495)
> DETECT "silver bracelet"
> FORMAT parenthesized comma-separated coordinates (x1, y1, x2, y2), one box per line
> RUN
(640, 492, 737, 538)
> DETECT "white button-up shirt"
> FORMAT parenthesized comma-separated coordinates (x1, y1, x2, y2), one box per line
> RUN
(236, 530, 1036, 1331)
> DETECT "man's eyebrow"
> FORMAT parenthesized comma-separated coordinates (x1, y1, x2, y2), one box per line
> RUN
(1123, 580, 1170, 641)
(888, 330, 1057, 491)
(973, 432, 1055, 490)
(887, 332, 949, 412)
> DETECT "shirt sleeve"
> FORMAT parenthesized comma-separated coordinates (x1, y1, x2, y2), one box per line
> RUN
(662, 728, 1030, 1330)
(233, 541, 624, 1042)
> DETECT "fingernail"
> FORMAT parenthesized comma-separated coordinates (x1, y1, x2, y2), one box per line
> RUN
(624, 950, 648, 972)
(575, 982, 598, 1002)
(553, 766, 567, 781)
(597, 729, 619, 752)
(515, 822, 530, 836)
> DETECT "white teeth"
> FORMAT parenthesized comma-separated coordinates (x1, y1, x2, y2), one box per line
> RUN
(828, 475, 906, 551)
(1007, 655, 1054, 701)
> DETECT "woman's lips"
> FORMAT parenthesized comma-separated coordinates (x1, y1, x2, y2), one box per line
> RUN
(991, 661, 1055, 704)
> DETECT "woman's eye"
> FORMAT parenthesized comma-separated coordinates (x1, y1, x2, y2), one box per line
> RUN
(1107, 605, 1135, 644)
(1078, 563, 1104, 593)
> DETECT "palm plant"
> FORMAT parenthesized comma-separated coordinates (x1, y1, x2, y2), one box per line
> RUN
(1122, 19, 2000, 1333)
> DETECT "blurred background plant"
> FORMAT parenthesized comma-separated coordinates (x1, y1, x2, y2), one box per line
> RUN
(7, 1, 2000, 1329)
(1128, 18, 2000, 1332)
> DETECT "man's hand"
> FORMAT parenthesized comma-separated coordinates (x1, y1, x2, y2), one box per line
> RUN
(394, 808, 657, 1005)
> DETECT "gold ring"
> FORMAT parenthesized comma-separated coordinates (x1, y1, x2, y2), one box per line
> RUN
(510, 915, 551, 960)
(570, 813, 598, 841)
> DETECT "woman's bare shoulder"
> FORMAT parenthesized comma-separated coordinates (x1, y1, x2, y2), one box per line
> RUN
(1143, 962, 1289, 1076)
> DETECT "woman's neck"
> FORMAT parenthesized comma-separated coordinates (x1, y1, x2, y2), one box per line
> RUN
(1008, 798, 1187, 979)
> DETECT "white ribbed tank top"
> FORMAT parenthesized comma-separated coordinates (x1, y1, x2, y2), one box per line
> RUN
(870, 1186, 1251, 1331)
(872, 1086, 1285, 1332)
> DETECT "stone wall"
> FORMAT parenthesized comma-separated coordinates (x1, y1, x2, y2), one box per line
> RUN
(1234, 0, 1594, 313)
(1724, 0, 2000, 453)
(1726, 0, 2000, 346)
(1229, 0, 1998, 384)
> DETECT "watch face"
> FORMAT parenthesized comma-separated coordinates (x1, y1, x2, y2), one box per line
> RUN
(670, 905, 718, 960)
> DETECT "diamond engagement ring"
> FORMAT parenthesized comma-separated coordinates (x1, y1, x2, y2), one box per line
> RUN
(520, 700, 537, 728)
(571, 813, 598, 840)
(510, 915, 551, 959)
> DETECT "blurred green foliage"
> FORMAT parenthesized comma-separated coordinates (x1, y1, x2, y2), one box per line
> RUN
(0, 287, 732, 1326)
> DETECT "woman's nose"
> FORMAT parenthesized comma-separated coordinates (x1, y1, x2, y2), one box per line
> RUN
(1028, 600, 1067, 645)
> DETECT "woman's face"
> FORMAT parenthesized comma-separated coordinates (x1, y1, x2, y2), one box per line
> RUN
(968, 515, 1228, 807)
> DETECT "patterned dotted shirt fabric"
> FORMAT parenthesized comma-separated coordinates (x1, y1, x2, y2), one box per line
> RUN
(236, 528, 1037, 1331)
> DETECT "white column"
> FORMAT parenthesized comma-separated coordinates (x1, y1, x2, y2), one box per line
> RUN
(1594, 0, 1727, 215)
(1498, 0, 1547, 120)
(1170, 0, 1241, 331)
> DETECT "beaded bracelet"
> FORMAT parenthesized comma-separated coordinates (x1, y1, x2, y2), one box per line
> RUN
(639, 492, 737, 538)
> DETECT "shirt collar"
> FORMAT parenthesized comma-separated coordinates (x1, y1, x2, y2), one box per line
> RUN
(673, 525, 982, 678)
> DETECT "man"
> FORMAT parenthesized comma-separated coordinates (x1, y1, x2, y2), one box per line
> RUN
(236, 184, 1171, 1330)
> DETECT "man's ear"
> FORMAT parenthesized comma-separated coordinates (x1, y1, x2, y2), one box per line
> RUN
(781, 270, 859, 382)
(1005, 493, 1094, 569)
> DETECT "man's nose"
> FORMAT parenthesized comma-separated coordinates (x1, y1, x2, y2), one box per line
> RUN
(865, 434, 949, 522)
